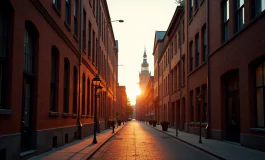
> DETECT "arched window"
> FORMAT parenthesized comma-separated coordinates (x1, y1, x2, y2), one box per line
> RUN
(256, 62, 265, 127)
(82, 73, 86, 115)
(87, 78, 91, 115)
(73, 67, 78, 114)
(63, 58, 70, 113)
(0, 1, 13, 108)
(50, 46, 59, 112)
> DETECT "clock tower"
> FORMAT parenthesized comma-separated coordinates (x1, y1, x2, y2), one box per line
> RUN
(139, 47, 151, 92)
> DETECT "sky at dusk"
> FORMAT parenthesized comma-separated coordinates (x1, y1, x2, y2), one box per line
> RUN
(107, 0, 178, 105)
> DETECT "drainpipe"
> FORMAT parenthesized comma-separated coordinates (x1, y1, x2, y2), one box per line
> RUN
(78, 0, 83, 139)
(206, 0, 211, 139)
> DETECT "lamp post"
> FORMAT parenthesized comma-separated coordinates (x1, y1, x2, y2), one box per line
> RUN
(197, 93, 203, 144)
(92, 75, 102, 144)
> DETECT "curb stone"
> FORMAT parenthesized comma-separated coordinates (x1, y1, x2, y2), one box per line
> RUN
(82, 124, 126, 160)
(142, 122, 225, 160)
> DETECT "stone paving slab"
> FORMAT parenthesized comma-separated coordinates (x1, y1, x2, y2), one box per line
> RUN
(29, 125, 125, 160)
(143, 123, 265, 160)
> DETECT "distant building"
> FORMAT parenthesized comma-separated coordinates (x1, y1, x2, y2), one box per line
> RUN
(136, 48, 151, 120)
(115, 85, 127, 121)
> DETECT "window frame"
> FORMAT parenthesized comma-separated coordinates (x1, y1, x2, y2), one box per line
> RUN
(50, 48, 59, 112)
(73, 67, 78, 114)
(53, 0, 61, 11)
(63, 58, 70, 113)
(65, 0, 71, 25)
(222, 0, 230, 42)
(87, 79, 91, 115)
(236, 0, 245, 31)
(254, 0, 265, 17)
(255, 62, 265, 128)
(83, 9, 86, 50)
(195, 34, 199, 68)
(189, 0, 193, 20)
(74, 0, 78, 36)
(202, 25, 207, 62)
(82, 74, 86, 115)
(0, 8, 9, 109)
(189, 41, 193, 72)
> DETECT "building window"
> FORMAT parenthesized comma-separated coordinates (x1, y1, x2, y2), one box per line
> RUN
(63, 58, 70, 113)
(83, 9, 86, 50)
(189, 0, 193, 20)
(50, 47, 59, 112)
(195, 34, 199, 68)
(256, 62, 265, 128)
(254, 0, 265, 17)
(189, 41, 193, 72)
(74, 0, 78, 36)
(96, 38, 98, 66)
(195, 0, 199, 10)
(24, 29, 35, 74)
(202, 85, 207, 122)
(93, 0, 96, 16)
(0, 6, 10, 108)
(202, 25, 207, 62)
(182, 57, 185, 85)
(88, 22, 91, 57)
(65, 0, 70, 24)
(236, 0, 244, 31)
(87, 79, 90, 115)
(92, 30, 95, 63)
(190, 90, 194, 122)
(82, 74, 85, 115)
(73, 67, 78, 114)
(222, 0, 229, 42)
(53, 0, 61, 10)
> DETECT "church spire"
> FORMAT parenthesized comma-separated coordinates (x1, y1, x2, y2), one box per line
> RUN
(141, 47, 149, 73)
(143, 45, 147, 58)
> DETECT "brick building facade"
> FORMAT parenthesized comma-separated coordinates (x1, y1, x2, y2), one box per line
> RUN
(115, 85, 127, 121)
(0, 0, 118, 159)
(152, 0, 265, 152)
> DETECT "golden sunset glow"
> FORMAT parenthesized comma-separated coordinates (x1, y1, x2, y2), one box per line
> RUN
(136, 88, 141, 96)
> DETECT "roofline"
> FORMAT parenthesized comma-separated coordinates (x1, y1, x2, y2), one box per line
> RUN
(165, 5, 184, 36)
(102, 0, 116, 44)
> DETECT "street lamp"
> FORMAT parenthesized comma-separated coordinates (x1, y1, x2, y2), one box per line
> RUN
(92, 75, 102, 144)
(197, 93, 203, 144)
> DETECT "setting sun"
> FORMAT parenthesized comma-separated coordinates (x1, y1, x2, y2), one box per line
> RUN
(136, 88, 141, 96)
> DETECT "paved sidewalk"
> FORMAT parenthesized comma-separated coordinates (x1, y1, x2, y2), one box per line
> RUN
(29, 124, 125, 160)
(143, 122, 265, 160)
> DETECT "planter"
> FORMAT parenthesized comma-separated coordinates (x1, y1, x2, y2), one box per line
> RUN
(117, 120, 122, 126)
(152, 120, 157, 127)
(161, 121, 169, 131)
(149, 120, 153, 125)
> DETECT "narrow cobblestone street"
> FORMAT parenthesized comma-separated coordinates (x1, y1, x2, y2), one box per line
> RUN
(90, 120, 217, 160)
